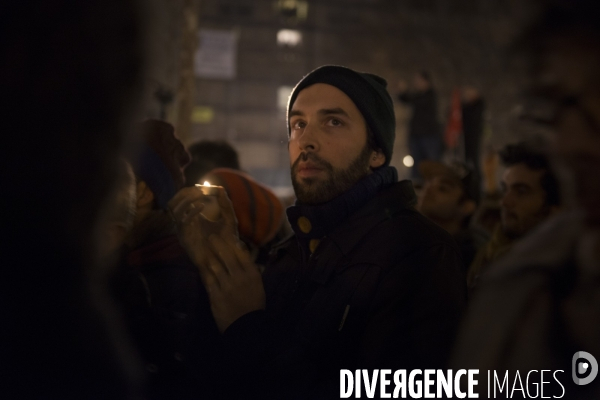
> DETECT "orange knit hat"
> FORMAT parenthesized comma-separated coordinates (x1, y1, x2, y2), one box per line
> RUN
(204, 168, 284, 247)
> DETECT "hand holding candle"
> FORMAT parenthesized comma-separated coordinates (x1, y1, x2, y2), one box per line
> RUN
(168, 181, 224, 226)
(194, 181, 222, 221)
(168, 184, 236, 268)
(169, 184, 265, 332)
(195, 180, 220, 196)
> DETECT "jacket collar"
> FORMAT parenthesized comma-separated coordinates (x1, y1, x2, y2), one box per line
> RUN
(286, 166, 398, 254)
(327, 179, 417, 256)
(310, 179, 417, 284)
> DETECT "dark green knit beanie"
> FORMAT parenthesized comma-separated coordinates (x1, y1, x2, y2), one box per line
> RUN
(287, 65, 396, 166)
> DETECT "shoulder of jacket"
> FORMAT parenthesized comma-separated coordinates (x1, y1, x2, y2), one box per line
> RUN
(384, 209, 460, 250)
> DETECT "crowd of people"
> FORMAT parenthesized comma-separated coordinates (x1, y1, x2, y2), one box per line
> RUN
(397, 72, 486, 186)
(3, 0, 600, 399)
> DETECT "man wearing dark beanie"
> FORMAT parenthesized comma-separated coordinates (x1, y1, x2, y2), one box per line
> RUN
(112, 120, 223, 400)
(170, 66, 465, 398)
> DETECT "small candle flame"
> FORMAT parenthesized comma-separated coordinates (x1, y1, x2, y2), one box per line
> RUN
(203, 181, 210, 187)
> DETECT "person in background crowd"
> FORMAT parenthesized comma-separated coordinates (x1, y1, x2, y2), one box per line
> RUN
(1, 1, 145, 398)
(453, 2, 600, 397)
(169, 65, 465, 399)
(397, 71, 443, 182)
(200, 168, 284, 266)
(467, 141, 561, 289)
(184, 140, 240, 186)
(418, 160, 489, 272)
(112, 120, 222, 400)
(461, 85, 485, 185)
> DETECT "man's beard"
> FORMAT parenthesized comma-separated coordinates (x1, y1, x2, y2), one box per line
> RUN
(291, 145, 373, 205)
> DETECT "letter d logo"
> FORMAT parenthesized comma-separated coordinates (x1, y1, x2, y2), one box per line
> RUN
(572, 351, 598, 385)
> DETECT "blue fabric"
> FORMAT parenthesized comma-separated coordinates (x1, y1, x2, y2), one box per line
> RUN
(286, 166, 398, 248)
(138, 143, 177, 209)
(409, 134, 443, 180)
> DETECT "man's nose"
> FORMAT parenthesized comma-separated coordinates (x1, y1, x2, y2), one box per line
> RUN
(297, 122, 319, 152)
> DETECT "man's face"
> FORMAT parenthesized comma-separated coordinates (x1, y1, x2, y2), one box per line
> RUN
(538, 37, 600, 226)
(288, 83, 382, 204)
(418, 175, 467, 222)
(500, 164, 550, 238)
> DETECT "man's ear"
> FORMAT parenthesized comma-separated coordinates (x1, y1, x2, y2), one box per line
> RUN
(369, 150, 386, 169)
(136, 181, 154, 208)
(460, 199, 477, 218)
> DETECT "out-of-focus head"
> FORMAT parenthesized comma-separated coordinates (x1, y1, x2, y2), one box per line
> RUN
(414, 70, 432, 91)
(184, 140, 240, 186)
(133, 119, 190, 214)
(1, 0, 144, 396)
(2, 1, 144, 256)
(499, 142, 561, 238)
(462, 85, 481, 103)
(286, 65, 395, 204)
(202, 168, 284, 248)
(418, 161, 478, 230)
(523, 0, 600, 226)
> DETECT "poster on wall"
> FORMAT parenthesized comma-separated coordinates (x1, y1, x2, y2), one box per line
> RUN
(194, 29, 238, 80)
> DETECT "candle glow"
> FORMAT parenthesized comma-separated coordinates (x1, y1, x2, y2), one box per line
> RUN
(195, 181, 219, 195)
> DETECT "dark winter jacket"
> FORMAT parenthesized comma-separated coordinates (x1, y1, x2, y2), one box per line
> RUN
(398, 89, 442, 137)
(222, 179, 466, 399)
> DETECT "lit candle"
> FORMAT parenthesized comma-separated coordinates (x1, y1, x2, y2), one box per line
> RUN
(195, 181, 220, 196)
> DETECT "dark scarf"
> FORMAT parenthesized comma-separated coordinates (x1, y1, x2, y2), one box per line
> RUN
(287, 166, 398, 254)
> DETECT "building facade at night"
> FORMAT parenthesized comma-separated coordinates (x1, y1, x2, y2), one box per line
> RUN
(148, 0, 529, 189)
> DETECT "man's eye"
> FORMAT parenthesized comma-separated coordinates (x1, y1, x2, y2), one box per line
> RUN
(292, 120, 306, 129)
(327, 118, 342, 127)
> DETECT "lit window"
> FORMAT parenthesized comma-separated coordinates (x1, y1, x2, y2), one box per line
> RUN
(277, 86, 293, 110)
(277, 29, 302, 47)
(274, 0, 308, 22)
